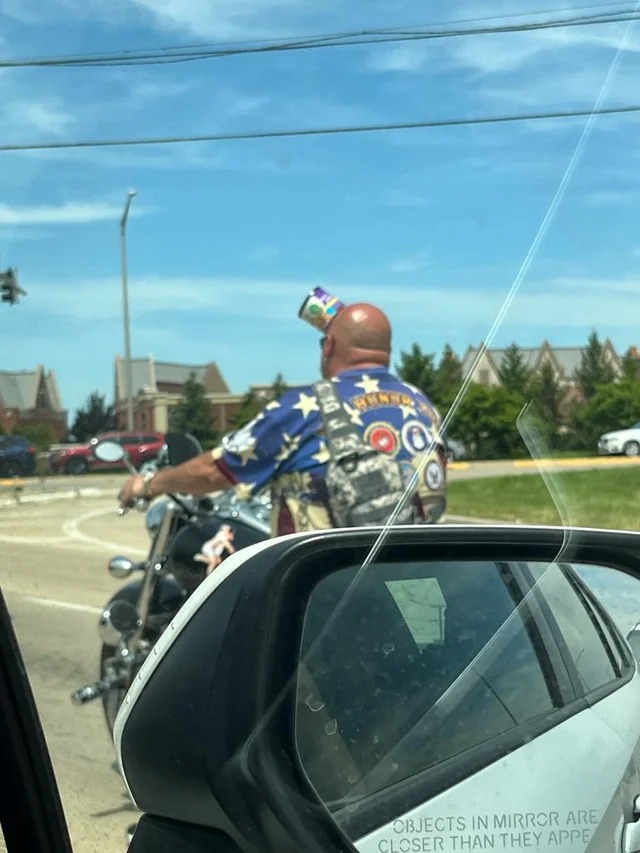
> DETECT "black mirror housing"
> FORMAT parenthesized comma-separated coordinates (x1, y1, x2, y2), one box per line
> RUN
(117, 526, 640, 853)
(164, 432, 204, 467)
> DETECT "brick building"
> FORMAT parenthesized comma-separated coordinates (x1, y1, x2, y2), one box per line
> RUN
(0, 366, 67, 440)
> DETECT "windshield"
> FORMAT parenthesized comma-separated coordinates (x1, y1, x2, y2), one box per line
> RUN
(1, 1, 640, 851)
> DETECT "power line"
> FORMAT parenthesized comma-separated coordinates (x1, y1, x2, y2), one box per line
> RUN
(1, 103, 638, 153)
(2, 6, 638, 69)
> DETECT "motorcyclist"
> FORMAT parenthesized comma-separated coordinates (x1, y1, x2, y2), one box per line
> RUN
(118, 288, 447, 530)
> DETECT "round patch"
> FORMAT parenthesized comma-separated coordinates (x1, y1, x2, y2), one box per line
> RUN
(401, 420, 433, 455)
(424, 460, 444, 491)
(364, 422, 399, 456)
(400, 460, 416, 488)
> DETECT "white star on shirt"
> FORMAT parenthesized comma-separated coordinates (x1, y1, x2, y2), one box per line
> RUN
(355, 375, 380, 394)
(293, 391, 319, 419)
(235, 482, 256, 500)
(275, 432, 302, 463)
(312, 442, 331, 465)
(265, 400, 281, 411)
(400, 404, 417, 420)
(237, 446, 258, 465)
(344, 402, 364, 426)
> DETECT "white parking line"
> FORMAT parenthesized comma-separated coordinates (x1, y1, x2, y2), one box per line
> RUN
(61, 507, 147, 557)
(22, 595, 102, 615)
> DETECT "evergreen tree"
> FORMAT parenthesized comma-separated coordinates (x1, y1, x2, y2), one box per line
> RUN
(71, 391, 117, 441)
(497, 343, 532, 394)
(531, 361, 563, 431)
(396, 343, 437, 398)
(170, 373, 217, 446)
(621, 347, 639, 382)
(434, 344, 463, 408)
(574, 329, 616, 400)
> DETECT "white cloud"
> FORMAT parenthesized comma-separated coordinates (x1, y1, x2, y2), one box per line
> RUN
(29, 272, 640, 332)
(584, 189, 640, 207)
(0, 200, 151, 226)
(389, 189, 429, 208)
(388, 253, 429, 274)
(2, 98, 76, 137)
(0, 227, 49, 241)
(368, 43, 429, 73)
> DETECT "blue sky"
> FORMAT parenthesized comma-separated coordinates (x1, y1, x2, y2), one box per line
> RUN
(0, 0, 639, 417)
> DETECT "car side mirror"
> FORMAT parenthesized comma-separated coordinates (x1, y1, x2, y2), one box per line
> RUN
(164, 432, 204, 467)
(115, 526, 640, 853)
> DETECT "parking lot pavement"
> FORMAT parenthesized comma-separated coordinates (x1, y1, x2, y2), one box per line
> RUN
(0, 496, 149, 852)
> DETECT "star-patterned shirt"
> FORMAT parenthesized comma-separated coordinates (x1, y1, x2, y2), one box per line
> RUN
(211, 368, 447, 535)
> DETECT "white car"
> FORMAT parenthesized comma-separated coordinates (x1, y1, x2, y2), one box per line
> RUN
(598, 422, 640, 457)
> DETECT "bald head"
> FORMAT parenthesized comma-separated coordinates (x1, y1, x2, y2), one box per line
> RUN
(321, 302, 392, 377)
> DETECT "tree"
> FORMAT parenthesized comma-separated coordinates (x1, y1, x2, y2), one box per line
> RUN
(497, 343, 532, 394)
(170, 372, 217, 447)
(571, 380, 640, 449)
(434, 344, 462, 409)
(453, 384, 528, 459)
(71, 391, 117, 441)
(621, 347, 639, 382)
(232, 374, 289, 430)
(396, 344, 437, 398)
(531, 361, 563, 438)
(19, 424, 56, 451)
(574, 329, 616, 400)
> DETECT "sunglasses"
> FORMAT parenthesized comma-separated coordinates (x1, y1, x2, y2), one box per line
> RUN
(319, 336, 326, 348)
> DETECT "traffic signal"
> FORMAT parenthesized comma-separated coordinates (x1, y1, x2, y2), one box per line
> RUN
(0, 269, 25, 305)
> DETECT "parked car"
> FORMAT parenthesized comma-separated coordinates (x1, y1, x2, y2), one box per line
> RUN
(598, 422, 640, 457)
(48, 431, 165, 475)
(0, 434, 36, 478)
(444, 436, 468, 462)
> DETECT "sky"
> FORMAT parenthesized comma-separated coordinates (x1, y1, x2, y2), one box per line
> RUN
(0, 0, 640, 417)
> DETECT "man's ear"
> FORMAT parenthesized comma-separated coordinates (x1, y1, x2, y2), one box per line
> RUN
(324, 333, 336, 356)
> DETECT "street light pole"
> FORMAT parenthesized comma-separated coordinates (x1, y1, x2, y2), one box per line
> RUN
(120, 190, 137, 431)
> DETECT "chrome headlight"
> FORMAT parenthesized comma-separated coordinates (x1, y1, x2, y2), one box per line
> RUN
(145, 496, 171, 537)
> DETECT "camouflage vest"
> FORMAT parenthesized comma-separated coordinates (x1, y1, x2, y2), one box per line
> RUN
(313, 379, 416, 528)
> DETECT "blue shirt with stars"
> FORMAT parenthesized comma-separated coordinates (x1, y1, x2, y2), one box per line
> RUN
(212, 368, 447, 534)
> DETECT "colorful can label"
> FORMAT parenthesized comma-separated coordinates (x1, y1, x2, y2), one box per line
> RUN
(298, 286, 346, 332)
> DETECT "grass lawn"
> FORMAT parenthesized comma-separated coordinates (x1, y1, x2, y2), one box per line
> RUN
(448, 468, 640, 529)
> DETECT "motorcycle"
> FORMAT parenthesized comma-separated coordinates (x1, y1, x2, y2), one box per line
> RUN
(70, 432, 272, 734)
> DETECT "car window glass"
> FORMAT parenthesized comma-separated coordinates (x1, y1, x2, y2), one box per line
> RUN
(142, 435, 159, 444)
(296, 559, 558, 807)
(528, 563, 618, 693)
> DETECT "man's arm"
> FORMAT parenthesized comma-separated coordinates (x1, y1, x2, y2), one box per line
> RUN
(118, 451, 232, 507)
(118, 391, 302, 508)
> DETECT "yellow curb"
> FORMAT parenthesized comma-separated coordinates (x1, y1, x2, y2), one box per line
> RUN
(513, 457, 640, 468)
(0, 478, 25, 487)
(448, 462, 471, 470)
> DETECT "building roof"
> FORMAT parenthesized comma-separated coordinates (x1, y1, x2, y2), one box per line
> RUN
(462, 340, 622, 380)
(0, 367, 64, 412)
(115, 356, 230, 401)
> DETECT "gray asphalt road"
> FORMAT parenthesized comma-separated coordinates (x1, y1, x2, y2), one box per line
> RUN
(0, 498, 148, 853)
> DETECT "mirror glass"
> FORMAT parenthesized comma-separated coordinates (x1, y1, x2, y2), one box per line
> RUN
(92, 440, 126, 463)
(294, 557, 640, 850)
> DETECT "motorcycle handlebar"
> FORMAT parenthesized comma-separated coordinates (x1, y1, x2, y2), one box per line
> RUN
(117, 497, 150, 516)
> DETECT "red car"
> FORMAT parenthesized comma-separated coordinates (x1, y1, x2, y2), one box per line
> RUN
(49, 431, 165, 475)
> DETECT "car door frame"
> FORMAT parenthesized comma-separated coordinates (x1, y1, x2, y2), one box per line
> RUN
(0, 589, 73, 853)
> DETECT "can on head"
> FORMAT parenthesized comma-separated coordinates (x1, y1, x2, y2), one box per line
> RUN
(298, 286, 346, 332)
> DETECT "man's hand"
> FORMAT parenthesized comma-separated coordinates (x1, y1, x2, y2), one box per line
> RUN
(118, 474, 148, 510)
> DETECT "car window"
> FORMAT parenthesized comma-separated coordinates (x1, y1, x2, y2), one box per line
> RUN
(142, 435, 159, 444)
(296, 559, 559, 805)
(527, 563, 619, 694)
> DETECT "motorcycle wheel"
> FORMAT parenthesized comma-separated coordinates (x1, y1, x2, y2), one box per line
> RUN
(100, 643, 130, 736)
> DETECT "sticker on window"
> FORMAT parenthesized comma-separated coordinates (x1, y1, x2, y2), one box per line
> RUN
(385, 578, 447, 646)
